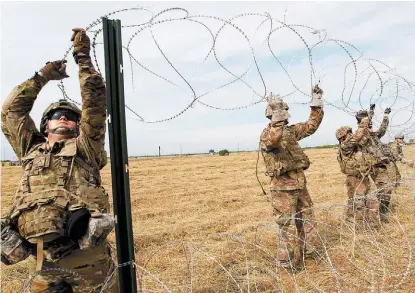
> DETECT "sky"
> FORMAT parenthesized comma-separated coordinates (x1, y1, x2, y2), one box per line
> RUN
(1, 1, 415, 160)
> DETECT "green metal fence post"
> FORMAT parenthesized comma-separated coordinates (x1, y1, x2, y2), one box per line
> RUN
(103, 17, 137, 293)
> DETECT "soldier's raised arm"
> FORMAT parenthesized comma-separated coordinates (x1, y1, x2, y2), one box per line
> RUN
(72, 28, 107, 168)
(291, 85, 324, 141)
(350, 117, 371, 146)
(1, 61, 69, 160)
(374, 108, 390, 139)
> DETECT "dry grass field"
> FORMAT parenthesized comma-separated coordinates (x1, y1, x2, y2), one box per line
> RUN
(2, 146, 415, 292)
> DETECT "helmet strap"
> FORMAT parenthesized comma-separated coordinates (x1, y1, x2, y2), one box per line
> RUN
(46, 125, 78, 137)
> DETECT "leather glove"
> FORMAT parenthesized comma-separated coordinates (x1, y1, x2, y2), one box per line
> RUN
(267, 93, 283, 111)
(271, 109, 290, 123)
(1, 226, 31, 265)
(310, 84, 324, 107)
(78, 213, 114, 249)
(71, 28, 90, 64)
(384, 108, 391, 114)
(39, 60, 69, 81)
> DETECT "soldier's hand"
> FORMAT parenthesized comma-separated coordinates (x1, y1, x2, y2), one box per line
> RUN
(39, 60, 69, 81)
(384, 108, 391, 114)
(78, 214, 114, 249)
(370, 104, 376, 111)
(71, 28, 90, 64)
(310, 84, 324, 107)
(267, 93, 282, 110)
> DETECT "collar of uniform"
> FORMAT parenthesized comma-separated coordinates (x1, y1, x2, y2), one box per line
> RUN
(41, 141, 65, 154)
(51, 141, 66, 154)
(38, 142, 49, 153)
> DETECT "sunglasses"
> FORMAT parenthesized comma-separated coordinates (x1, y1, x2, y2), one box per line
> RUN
(50, 110, 79, 122)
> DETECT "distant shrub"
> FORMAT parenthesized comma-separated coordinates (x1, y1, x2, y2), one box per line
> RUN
(218, 149, 230, 156)
(209, 149, 215, 155)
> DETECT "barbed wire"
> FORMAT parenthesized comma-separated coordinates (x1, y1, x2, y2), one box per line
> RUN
(9, 163, 415, 293)
(6, 5, 415, 293)
(53, 6, 415, 135)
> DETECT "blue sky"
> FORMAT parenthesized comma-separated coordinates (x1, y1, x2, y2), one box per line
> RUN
(1, 1, 415, 160)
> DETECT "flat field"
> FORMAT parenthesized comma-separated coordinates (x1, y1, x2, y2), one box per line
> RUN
(2, 146, 415, 292)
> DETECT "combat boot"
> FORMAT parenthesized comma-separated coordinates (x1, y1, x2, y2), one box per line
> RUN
(379, 200, 390, 223)
(279, 260, 304, 274)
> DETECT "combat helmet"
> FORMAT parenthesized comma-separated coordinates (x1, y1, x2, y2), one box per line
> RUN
(40, 99, 81, 137)
(395, 133, 404, 140)
(336, 126, 352, 140)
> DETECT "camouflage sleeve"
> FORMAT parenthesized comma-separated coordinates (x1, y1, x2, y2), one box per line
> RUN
(291, 107, 324, 141)
(76, 57, 107, 169)
(350, 126, 370, 146)
(1, 74, 47, 160)
(395, 144, 404, 161)
(340, 137, 358, 153)
(260, 123, 283, 151)
(374, 115, 389, 138)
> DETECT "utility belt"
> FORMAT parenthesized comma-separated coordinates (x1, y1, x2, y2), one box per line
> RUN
(266, 168, 303, 178)
(41, 236, 79, 261)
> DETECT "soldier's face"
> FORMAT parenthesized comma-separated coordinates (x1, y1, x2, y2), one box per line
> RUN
(47, 111, 77, 136)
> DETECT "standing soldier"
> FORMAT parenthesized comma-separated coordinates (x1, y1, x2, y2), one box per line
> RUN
(260, 85, 324, 273)
(335, 124, 378, 226)
(390, 134, 414, 167)
(1, 29, 118, 292)
(355, 105, 397, 221)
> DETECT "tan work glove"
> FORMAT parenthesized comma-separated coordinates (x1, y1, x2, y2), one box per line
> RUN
(39, 60, 69, 81)
(310, 84, 324, 107)
(71, 28, 90, 64)
(267, 93, 290, 123)
(1, 226, 32, 265)
(78, 213, 114, 250)
(267, 93, 282, 111)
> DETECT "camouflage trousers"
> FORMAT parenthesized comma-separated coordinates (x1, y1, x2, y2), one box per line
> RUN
(270, 170, 318, 270)
(345, 175, 378, 224)
(371, 163, 399, 219)
(30, 241, 119, 293)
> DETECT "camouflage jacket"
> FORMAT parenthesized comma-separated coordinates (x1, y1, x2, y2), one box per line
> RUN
(1, 57, 107, 168)
(337, 129, 372, 176)
(1, 57, 108, 228)
(260, 107, 324, 150)
(260, 107, 323, 178)
(353, 115, 390, 166)
(390, 141, 404, 161)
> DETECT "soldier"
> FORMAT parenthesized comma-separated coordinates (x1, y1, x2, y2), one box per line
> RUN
(390, 133, 414, 167)
(1, 29, 118, 292)
(260, 85, 324, 272)
(335, 124, 378, 225)
(355, 105, 397, 221)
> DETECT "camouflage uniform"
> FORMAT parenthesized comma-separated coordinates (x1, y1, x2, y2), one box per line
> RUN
(260, 107, 324, 270)
(1, 56, 118, 292)
(390, 139, 414, 168)
(336, 126, 377, 223)
(364, 115, 400, 218)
